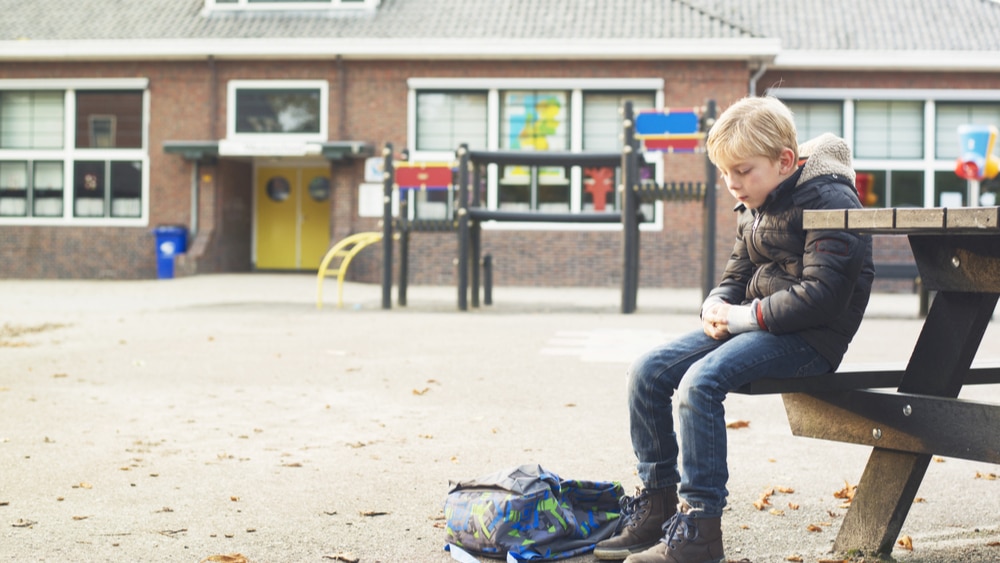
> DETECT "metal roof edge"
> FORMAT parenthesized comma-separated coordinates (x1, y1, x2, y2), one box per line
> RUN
(0, 38, 781, 62)
(774, 50, 1000, 72)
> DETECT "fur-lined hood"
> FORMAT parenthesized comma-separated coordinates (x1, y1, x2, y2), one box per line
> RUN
(797, 133, 855, 187)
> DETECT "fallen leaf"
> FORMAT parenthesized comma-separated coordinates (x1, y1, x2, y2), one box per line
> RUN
(785, 556, 804, 562)
(360, 510, 389, 517)
(768, 508, 785, 516)
(200, 555, 248, 563)
(12, 519, 37, 528)
(986, 541, 1000, 547)
(806, 524, 824, 532)
(726, 420, 750, 429)
(975, 472, 997, 480)
(412, 388, 430, 395)
(230, 496, 240, 502)
(787, 502, 800, 510)
(564, 403, 576, 408)
(833, 481, 856, 505)
(323, 553, 359, 563)
(933, 456, 946, 463)
(776, 486, 794, 494)
(74, 482, 93, 490)
(898, 535, 914, 551)
(72, 515, 88, 521)
(913, 497, 925, 503)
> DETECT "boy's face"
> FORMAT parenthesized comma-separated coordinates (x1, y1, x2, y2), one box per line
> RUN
(716, 148, 796, 210)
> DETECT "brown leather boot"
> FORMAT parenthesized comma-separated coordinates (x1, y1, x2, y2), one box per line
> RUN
(593, 487, 678, 560)
(623, 512, 724, 563)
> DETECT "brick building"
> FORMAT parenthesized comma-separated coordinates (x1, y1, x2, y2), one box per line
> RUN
(2, 0, 999, 291)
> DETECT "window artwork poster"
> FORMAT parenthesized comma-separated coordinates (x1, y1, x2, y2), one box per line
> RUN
(504, 92, 568, 185)
(505, 92, 567, 151)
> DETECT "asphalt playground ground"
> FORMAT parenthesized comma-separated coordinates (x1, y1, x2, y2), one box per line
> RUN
(1, 274, 998, 563)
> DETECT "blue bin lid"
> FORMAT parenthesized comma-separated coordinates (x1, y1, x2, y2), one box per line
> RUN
(153, 225, 187, 234)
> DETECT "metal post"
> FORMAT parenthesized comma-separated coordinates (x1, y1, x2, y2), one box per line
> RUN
(457, 144, 470, 311)
(701, 100, 718, 301)
(470, 164, 481, 308)
(398, 197, 408, 307)
(382, 143, 394, 309)
(483, 254, 493, 306)
(621, 101, 639, 314)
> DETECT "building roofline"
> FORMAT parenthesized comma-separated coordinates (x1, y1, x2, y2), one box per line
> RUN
(0, 37, 781, 62)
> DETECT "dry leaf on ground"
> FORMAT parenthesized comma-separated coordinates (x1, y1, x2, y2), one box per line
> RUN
(200, 555, 248, 563)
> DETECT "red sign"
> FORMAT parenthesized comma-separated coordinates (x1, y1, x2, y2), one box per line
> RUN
(642, 137, 701, 153)
(395, 164, 453, 189)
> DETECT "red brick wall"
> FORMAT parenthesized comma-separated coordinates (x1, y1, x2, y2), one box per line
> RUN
(7, 59, 986, 288)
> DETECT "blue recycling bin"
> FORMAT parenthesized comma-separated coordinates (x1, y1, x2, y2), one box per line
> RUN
(153, 226, 187, 279)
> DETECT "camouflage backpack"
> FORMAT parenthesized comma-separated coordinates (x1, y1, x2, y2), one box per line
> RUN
(444, 464, 623, 561)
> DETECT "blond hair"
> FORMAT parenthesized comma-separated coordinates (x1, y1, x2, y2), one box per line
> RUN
(705, 96, 798, 168)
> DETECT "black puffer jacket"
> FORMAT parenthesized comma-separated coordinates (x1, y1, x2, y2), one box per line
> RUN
(704, 133, 875, 370)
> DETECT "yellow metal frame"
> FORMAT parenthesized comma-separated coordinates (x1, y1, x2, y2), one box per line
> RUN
(316, 232, 384, 309)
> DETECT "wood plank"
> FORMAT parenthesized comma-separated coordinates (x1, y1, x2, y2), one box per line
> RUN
(910, 236, 1000, 293)
(896, 207, 945, 229)
(802, 208, 846, 229)
(847, 207, 895, 230)
(947, 206, 999, 230)
(782, 390, 1000, 463)
(834, 450, 930, 554)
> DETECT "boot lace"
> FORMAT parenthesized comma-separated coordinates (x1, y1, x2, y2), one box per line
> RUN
(660, 512, 698, 549)
(617, 487, 650, 530)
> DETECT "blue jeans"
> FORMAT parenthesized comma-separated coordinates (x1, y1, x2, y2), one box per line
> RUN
(627, 329, 831, 518)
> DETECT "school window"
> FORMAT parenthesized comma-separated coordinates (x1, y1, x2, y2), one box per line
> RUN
(409, 80, 662, 222)
(415, 92, 488, 151)
(231, 84, 325, 136)
(499, 90, 571, 212)
(0, 85, 147, 222)
(934, 102, 1000, 159)
(854, 101, 923, 160)
(582, 92, 656, 216)
(786, 101, 843, 144)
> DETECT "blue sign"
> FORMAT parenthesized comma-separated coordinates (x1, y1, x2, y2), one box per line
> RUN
(635, 110, 699, 138)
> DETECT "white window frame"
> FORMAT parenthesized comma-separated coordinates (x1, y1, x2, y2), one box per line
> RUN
(768, 87, 1000, 208)
(0, 78, 150, 227)
(204, 0, 379, 12)
(407, 78, 666, 231)
(226, 80, 329, 142)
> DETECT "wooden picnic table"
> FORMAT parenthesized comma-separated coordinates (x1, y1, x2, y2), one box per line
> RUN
(767, 206, 1000, 555)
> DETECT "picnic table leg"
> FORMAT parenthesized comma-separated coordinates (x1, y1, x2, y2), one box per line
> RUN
(833, 290, 998, 554)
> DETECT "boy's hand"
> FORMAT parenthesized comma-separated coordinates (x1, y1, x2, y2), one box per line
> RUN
(702, 302, 731, 340)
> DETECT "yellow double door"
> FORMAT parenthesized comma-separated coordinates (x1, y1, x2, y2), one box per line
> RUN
(255, 165, 331, 270)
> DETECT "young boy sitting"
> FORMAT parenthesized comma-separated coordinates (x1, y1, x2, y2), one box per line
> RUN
(594, 96, 875, 563)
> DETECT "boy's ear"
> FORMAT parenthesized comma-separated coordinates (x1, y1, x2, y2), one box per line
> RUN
(779, 148, 797, 174)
